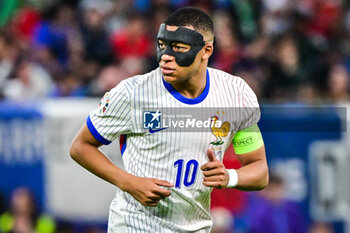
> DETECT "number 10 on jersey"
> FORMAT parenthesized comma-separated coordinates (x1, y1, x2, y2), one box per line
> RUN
(174, 159, 199, 188)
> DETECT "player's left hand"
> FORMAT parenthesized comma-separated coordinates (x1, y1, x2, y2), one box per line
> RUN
(200, 148, 229, 189)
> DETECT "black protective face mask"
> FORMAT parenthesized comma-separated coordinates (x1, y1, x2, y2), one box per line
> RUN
(156, 23, 205, 67)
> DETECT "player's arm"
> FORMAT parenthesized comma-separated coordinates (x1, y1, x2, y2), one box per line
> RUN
(234, 145, 268, 191)
(70, 123, 173, 207)
(70, 123, 129, 190)
(230, 124, 268, 190)
(202, 81, 269, 190)
(201, 124, 268, 191)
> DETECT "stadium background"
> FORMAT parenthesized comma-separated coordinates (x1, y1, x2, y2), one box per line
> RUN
(0, 0, 350, 232)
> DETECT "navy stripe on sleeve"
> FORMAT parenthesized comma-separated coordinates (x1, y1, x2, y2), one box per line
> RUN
(86, 116, 112, 145)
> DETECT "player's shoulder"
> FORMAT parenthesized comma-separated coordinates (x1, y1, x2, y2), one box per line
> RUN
(109, 68, 160, 95)
(208, 67, 249, 90)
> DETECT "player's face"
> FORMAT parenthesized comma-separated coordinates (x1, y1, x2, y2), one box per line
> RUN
(159, 47, 203, 84)
(158, 25, 211, 84)
(158, 39, 194, 77)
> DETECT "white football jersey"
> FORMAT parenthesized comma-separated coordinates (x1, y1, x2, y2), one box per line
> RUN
(87, 67, 260, 233)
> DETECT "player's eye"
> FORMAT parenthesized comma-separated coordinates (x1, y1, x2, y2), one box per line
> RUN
(172, 43, 190, 53)
(158, 40, 166, 50)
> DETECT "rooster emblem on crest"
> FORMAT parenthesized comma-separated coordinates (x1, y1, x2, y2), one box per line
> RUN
(210, 115, 230, 145)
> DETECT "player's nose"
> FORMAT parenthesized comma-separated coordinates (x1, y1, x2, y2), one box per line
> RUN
(161, 53, 175, 62)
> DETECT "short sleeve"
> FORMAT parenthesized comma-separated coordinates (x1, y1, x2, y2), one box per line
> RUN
(238, 82, 261, 131)
(87, 81, 131, 145)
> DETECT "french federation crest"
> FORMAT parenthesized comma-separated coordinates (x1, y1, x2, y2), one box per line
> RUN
(210, 115, 230, 145)
(99, 92, 110, 114)
(210, 114, 231, 161)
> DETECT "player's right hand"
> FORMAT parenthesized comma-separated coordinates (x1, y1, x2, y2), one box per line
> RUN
(123, 176, 174, 207)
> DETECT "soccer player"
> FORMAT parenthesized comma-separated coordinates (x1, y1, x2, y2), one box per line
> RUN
(70, 7, 268, 233)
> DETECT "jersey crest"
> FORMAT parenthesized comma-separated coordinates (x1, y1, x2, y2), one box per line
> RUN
(210, 115, 230, 146)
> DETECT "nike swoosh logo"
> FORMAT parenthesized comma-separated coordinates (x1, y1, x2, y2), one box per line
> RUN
(149, 127, 168, 134)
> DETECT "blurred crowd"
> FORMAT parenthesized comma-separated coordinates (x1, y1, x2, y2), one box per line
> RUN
(210, 172, 335, 233)
(0, 0, 349, 103)
(0, 187, 106, 233)
(0, 176, 333, 233)
(0, 1, 347, 232)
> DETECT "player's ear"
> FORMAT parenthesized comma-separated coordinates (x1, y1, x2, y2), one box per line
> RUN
(201, 43, 213, 60)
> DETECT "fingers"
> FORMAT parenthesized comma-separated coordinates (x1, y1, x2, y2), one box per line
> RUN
(153, 179, 174, 187)
(203, 174, 228, 188)
(145, 200, 159, 207)
(203, 175, 223, 182)
(153, 189, 171, 198)
(202, 168, 225, 177)
(207, 148, 217, 162)
(201, 149, 220, 170)
(201, 161, 221, 171)
(202, 167, 229, 188)
(141, 189, 169, 207)
(201, 152, 229, 189)
(203, 181, 222, 188)
(142, 190, 167, 207)
(130, 177, 174, 207)
(148, 193, 166, 201)
(142, 179, 173, 206)
(152, 179, 173, 198)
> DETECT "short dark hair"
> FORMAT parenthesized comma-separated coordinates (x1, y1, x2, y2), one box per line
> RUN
(164, 7, 214, 36)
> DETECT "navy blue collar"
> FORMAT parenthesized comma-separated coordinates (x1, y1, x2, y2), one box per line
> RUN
(162, 70, 210, 105)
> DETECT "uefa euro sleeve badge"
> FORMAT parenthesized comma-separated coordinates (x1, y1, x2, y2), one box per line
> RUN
(98, 92, 110, 114)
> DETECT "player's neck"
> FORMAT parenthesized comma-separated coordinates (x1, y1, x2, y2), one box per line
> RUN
(171, 67, 207, 99)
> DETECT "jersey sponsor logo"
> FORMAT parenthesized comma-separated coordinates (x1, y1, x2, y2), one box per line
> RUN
(149, 127, 168, 134)
(233, 136, 253, 147)
(98, 92, 110, 114)
(210, 115, 230, 146)
(143, 110, 162, 129)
